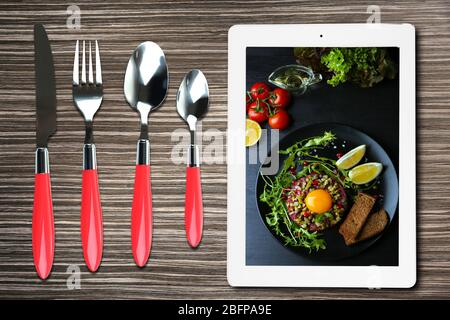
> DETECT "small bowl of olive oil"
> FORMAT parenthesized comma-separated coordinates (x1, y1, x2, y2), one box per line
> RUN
(268, 64, 322, 95)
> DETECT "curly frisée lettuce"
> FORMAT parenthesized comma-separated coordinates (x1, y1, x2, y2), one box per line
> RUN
(293, 47, 397, 88)
(320, 48, 397, 88)
(259, 132, 337, 252)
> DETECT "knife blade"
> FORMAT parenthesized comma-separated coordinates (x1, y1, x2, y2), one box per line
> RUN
(32, 23, 56, 280)
(34, 24, 56, 147)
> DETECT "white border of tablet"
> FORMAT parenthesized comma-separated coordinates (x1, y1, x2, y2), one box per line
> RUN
(227, 23, 416, 288)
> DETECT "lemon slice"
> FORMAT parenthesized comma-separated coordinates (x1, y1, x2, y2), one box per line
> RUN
(336, 145, 366, 170)
(348, 162, 383, 185)
(246, 119, 262, 147)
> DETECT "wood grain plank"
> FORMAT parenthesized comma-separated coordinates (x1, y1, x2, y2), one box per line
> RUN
(0, 0, 449, 299)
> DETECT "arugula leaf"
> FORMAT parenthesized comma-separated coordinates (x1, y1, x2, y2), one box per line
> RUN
(303, 131, 336, 148)
(259, 132, 337, 252)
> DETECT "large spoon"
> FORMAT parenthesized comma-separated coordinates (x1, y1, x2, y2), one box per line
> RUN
(124, 41, 168, 266)
(176, 69, 209, 248)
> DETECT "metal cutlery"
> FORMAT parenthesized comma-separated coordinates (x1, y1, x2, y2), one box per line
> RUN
(176, 69, 209, 248)
(33, 34, 207, 275)
(72, 40, 104, 272)
(124, 41, 168, 267)
(33, 24, 57, 280)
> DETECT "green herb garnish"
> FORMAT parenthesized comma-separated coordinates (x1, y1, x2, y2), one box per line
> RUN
(260, 132, 336, 252)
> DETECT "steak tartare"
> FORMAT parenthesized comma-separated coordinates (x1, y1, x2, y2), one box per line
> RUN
(284, 173, 347, 232)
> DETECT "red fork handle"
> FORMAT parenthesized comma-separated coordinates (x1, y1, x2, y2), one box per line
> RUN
(185, 166, 203, 248)
(80, 169, 103, 272)
(131, 164, 152, 267)
(32, 173, 54, 280)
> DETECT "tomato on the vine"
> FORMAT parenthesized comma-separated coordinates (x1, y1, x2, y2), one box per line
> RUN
(268, 88, 291, 109)
(249, 82, 271, 100)
(247, 99, 269, 123)
(268, 109, 290, 130)
(246, 93, 254, 112)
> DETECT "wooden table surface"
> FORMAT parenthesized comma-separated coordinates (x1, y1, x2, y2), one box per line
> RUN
(0, 0, 449, 299)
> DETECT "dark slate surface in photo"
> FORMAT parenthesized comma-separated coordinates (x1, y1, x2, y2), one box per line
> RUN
(246, 47, 399, 266)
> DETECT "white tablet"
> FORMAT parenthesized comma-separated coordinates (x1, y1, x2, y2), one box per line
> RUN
(227, 24, 416, 288)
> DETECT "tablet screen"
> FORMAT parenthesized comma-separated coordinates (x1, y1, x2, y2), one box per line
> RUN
(245, 47, 399, 266)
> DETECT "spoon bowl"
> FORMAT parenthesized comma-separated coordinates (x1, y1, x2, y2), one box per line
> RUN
(124, 41, 168, 132)
(176, 69, 209, 132)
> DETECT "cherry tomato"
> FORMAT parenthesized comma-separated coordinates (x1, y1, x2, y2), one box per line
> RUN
(268, 109, 290, 130)
(268, 88, 291, 109)
(246, 93, 254, 112)
(249, 82, 271, 100)
(247, 99, 269, 123)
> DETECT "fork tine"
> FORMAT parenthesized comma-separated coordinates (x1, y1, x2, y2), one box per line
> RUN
(81, 40, 86, 84)
(73, 40, 79, 85)
(88, 41, 94, 84)
(95, 41, 102, 85)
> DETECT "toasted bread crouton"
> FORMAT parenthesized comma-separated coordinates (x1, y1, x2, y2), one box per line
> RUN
(339, 193, 376, 246)
(355, 208, 389, 243)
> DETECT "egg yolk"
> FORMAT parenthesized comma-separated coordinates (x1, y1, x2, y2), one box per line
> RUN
(305, 189, 332, 214)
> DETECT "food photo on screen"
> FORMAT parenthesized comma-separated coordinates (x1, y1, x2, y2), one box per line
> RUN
(245, 47, 399, 266)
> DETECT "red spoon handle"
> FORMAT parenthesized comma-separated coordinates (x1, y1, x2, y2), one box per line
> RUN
(185, 166, 203, 248)
(32, 173, 54, 280)
(131, 164, 152, 267)
(81, 169, 103, 272)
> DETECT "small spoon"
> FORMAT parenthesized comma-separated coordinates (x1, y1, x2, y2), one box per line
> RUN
(176, 69, 209, 248)
(124, 41, 168, 266)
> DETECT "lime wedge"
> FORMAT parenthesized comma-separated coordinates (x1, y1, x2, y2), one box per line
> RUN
(336, 145, 366, 170)
(246, 119, 262, 147)
(348, 162, 383, 185)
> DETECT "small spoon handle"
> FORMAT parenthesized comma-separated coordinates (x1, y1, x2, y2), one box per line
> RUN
(131, 139, 152, 266)
(185, 144, 203, 248)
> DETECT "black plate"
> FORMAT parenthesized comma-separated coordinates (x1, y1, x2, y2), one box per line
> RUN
(256, 123, 398, 261)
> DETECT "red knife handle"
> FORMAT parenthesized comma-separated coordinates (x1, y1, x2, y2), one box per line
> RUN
(32, 148, 54, 280)
(80, 144, 103, 272)
(131, 164, 152, 267)
(185, 166, 203, 248)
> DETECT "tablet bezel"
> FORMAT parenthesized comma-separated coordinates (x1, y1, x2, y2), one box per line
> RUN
(227, 23, 416, 288)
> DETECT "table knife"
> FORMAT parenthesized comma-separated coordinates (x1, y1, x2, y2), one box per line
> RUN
(33, 24, 57, 280)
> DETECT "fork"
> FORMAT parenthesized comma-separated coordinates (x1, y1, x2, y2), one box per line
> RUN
(73, 40, 104, 272)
